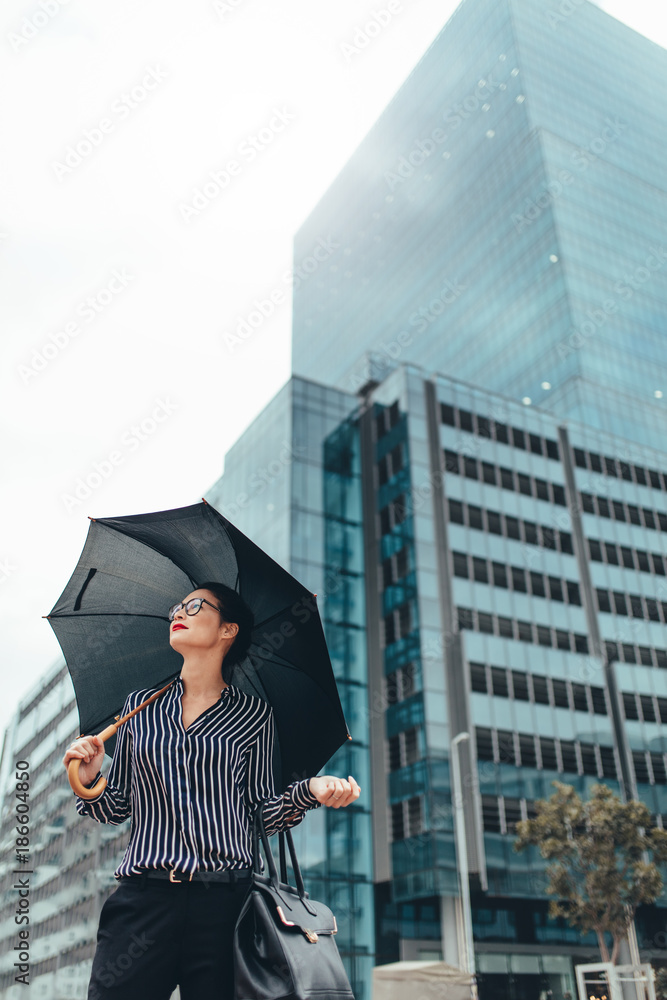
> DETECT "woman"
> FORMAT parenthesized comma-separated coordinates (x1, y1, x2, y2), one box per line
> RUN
(62, 582, 360, 1000)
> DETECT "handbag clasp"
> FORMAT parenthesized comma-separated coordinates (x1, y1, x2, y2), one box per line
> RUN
(304, 929, 319, 943)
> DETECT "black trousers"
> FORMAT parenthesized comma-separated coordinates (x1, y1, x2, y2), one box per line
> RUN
(87, 876, 251, 1000)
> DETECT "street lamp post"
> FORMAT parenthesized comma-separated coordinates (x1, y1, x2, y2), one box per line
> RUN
(451, 731, 478, 1000)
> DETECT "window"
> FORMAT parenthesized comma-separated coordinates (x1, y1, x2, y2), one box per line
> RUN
(476, 728, 494, 761)
(652, 553, 666, 575)
(620, 547, 635, 569)
(548, 577, 564, 602)
(603, 456, 618, 477)
(640, 696, 657, 723)
(444, 449, 460, 474)
(518, 473, 532, 496)
(619, 462, 632, 482)
(398, 603, 412, 638)
(500, 467, 515, 490)
(541, 526, 556, 549)
(468, 505, 483, 530)
(567, 582, 581, 605)
(458, 607, 473, 630)
(391, 802, 405, 840)
(482, 462, 497, 485)
(574, 634, 589, 653)
(532, 676, 550, 704)
(478, 612, 494, 634)
(530, 572, 545, 598)
(558, 532, 573, 552)
(473, 557, 489, 583)
(612, 502, 626, 522)
(648, 470, 662, 489)
(505, 515, 520, 539)
(605, 543, 619, 565)
(517, 621, 533, 643)
(589, 539, 603, 561)
(487, 511, 502, 535)
(459, 410, 473, 432)
(591, 688, 607, 715)
(530, 434, 543, 456)
(589, 453, 602, 473)
(643, 509, 656, 530)
(629, 595, 644, 619)
(503, 797, 522, 834)
(385, 672, 400, 706)
(574, 448, 587, 468)
(537, 626, 552, 647)
(453, 552, 468, 578)
(511, 671, 529, 700)
(476, 415, 491, 438)
(581, 493, 595, 514)
(384, 613, 396, 645)
(540, 738, 558, 770)
(494, 422, 509, 444)
(637, 550, 651, 572)
(407, 796, 423, 836)
(597, 589, 611, 613)
(546, 439, 559, 460)
(552, 484, 566, 506)
(572, 684, 589, 712)
(645, 598, 660, 621)
(599, 746, 617, 779)
(470, 663, 488, 693)
(441, 403, 455, 426)
(556, 630, 571, 651)
(597, 497, 611, 518)
(633, 752, 650, 785)
(493, 563, 508, 588)
(464, 456, 479, 480)
(560, 741, 578, 773)
(634, 465, 647, 485)
(404, 728, 420, 764)
(512, 427, 526, 450)
(497, 731, 516, 766)
(448, 499, 464, 523)
(613, 592, 628, 615)
(627, 504, 641, 525)
(511, 567, 527, 592)
(389, 735, 402, 770)
(622, 644, 637, 664)
(523, 521, 538, 545)
(497, 617, 513, 637)
(535, 479, 549, 501)
(552, 680, 569, 708)
(519, 734, 537, 767)
(580, 744, 598, 776)
(491, 667, 509, 697)
(482, 796, 501, 832)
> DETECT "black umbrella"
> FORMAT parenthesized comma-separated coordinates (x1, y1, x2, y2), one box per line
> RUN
(47, 499, 350, 796)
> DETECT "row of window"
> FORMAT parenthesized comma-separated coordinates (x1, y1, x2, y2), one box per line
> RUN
(469, 662, 608, 715)
(440, 403, 560, 461)
(457, 606, 590, 654)
(384, 601, 413, 646)
(375, 400, 402, 441)
(391, 796, 423, 841)
(588, 536, 667, 576)
(574, 447, 667, 492)
(596, 587, 667, 624)
(476, 727, 617, 779)
(378, 443, 405, 486)
(622, 691, 667, 725)
(382, 545, 411, 587)
(444, 449, 567, 506)
(388, 726, 420, 771)
(452, 550, 582, 605)
(580, 492, 667, 532)
(602, 640, 667, 669)
(385, 662, 418, 705)
(481, 795, 536, 835)
(449, 498, 574, 553)
(379, 493, 410, 535)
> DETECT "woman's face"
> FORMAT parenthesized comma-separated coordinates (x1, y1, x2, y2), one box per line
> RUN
(168, 588, 237, 655)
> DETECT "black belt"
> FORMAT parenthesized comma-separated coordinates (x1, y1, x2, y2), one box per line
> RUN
(120, 868, 253, 885)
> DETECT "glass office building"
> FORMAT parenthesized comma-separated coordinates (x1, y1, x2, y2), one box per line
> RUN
(291, 0, 667, 451)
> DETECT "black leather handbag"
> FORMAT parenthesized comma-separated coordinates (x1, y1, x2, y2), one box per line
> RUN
(233, 803, 355, 1000)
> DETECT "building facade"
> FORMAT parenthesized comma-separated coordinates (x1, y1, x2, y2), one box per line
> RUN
(291, 0, 667, 451)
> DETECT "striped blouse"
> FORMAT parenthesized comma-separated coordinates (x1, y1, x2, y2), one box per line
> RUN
(74, 675, 321, 878)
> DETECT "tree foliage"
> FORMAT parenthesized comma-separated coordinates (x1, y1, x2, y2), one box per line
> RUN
(514, 782, 667, 963)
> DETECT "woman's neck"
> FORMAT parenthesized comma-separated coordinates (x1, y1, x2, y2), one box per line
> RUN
(180, 655, 228, 699)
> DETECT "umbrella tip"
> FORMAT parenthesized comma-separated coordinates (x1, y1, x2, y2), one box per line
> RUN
(88, 516, 96, 521)
(201, 497, 208, 504)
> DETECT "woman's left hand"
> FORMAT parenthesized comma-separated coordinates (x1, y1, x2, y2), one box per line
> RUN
(309, 775, 360, 808)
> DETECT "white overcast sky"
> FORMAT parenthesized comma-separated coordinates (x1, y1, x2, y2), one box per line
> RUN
(2, 0, 666, 738)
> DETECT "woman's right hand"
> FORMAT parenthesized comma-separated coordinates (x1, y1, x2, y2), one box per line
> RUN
(62, 735, 105, 787)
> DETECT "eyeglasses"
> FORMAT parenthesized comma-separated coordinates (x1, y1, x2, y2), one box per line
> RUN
(167, 597, 222, 622)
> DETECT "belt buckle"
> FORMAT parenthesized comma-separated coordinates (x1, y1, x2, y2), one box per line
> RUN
(169, 869, 193, 883)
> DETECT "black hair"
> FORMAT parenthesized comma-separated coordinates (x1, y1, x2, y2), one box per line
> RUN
(196, 581, 254, 673)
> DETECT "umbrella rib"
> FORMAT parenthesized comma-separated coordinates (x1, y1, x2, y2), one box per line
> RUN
(50, 612, 170, 621)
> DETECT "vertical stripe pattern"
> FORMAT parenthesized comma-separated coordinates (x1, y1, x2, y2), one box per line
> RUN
(75, 676, 321, 877)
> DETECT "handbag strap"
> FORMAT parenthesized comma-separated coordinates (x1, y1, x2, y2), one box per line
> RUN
(252, 804, 307, 900)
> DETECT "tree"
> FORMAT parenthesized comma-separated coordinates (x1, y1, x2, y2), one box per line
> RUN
(514, 781, 667, 964)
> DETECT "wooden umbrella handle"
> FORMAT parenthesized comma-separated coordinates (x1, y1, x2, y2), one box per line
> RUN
(67, 680, 176, 800)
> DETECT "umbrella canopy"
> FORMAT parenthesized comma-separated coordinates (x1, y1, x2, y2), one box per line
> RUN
(47, 499, 350, 789)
